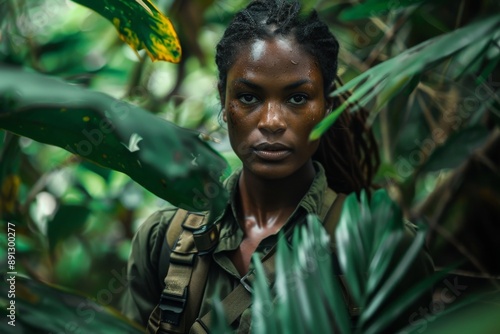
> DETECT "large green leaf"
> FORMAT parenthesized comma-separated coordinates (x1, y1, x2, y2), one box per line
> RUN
(0, 65, 229, 221)
(0, 274, 143, 333)
(310, 14, 500, 140)
(71, 0, 181, 62)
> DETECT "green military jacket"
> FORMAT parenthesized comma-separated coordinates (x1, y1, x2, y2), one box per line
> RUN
(120, 162, 433, 333)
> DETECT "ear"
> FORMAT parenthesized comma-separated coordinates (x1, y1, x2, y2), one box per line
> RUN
(218, 82, 228, 123)
(222, 108, 227, 123)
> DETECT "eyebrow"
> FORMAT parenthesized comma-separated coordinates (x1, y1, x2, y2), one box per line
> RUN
(234, 78, 260, 90)
(233, 78, 313, 90)
(284, 79, 313, 90)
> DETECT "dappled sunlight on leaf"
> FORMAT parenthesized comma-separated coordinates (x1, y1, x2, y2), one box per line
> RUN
(0, 66, 229, 221)
(122, 133, 143, 152)
(72, 0, 182, 62)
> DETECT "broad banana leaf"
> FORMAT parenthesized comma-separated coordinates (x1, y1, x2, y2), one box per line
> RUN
(0, 65, 228, 222)
(71, 0, 181, 62)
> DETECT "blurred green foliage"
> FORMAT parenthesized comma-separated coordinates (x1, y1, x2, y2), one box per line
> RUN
(0, 0, 238, 295)
(0, 0, 499, 332)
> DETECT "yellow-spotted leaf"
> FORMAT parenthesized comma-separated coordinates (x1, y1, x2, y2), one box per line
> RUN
(0, 134, 21, 218)
(71, 0, 181, 63)
(0, 174, 20, 215)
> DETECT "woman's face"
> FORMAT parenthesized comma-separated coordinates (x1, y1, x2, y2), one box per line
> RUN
(222, 36, 332, 180)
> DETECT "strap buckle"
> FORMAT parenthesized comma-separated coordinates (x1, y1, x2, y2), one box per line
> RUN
(192, 223, 220, 255)
(159, 287, 188, 326)
(240, 269, 254, 294)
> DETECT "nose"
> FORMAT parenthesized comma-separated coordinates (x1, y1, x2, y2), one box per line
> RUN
(257, 102, 286, 134)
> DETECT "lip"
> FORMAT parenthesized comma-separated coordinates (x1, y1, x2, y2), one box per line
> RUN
(252, 142, 292, 161)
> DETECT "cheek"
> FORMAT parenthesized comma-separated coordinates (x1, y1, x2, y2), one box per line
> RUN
(227, 102, 240, 127)
(309, 139, 321, 152)
(300, 138, 320, 159)
(309, 103, 327, 123)
(300, 107, 326, 133)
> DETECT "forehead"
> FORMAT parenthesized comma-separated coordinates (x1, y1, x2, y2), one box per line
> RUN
(227, 37, 323, 86)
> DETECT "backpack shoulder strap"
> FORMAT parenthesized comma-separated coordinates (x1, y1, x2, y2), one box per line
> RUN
(158, 209, 189, 285)
(148, 210, 217, 334)
(158, 209, 220, 283)
(320, 187, 346, 230)
(167, 209, 189, 249)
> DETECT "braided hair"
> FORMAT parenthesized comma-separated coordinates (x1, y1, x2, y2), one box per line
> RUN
(215, 0, 379, 194)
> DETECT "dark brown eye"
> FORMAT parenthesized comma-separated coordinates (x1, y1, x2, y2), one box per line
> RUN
(239, 94, 258, 104)
(288, 94, 307, 105)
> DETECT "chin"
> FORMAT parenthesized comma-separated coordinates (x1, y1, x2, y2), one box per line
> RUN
(245, 161, 300, 180)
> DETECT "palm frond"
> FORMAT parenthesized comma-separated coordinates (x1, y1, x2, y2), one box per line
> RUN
(310, 14, 500, 139)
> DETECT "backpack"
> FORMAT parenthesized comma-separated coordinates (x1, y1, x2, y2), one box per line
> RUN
(146, 188, 357, 334)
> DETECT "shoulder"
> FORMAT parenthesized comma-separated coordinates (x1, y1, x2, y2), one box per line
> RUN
(140, 208, 179, 230)
(133, 208, 179, 263)
(122, 208, 180, 326)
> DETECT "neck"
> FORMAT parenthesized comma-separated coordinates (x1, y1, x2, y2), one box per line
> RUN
(237, 160, 316, 228)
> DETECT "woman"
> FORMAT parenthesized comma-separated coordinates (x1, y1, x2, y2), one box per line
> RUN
(121, 1, 431, 333)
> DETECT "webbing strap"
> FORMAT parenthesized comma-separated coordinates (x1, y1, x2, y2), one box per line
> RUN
(323, 192, 346, 239)
(192, 285, 250, 333)
(159, 210, 191, 327)
(320, 188, 338, 221)
(192, 188, 340, 333)
(183, 255, 211, 333)
(160, 210, 207, 328)
(193, 251, 276, 333)
(154, 255, 212, 334)
(167, 209, 189, 249)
